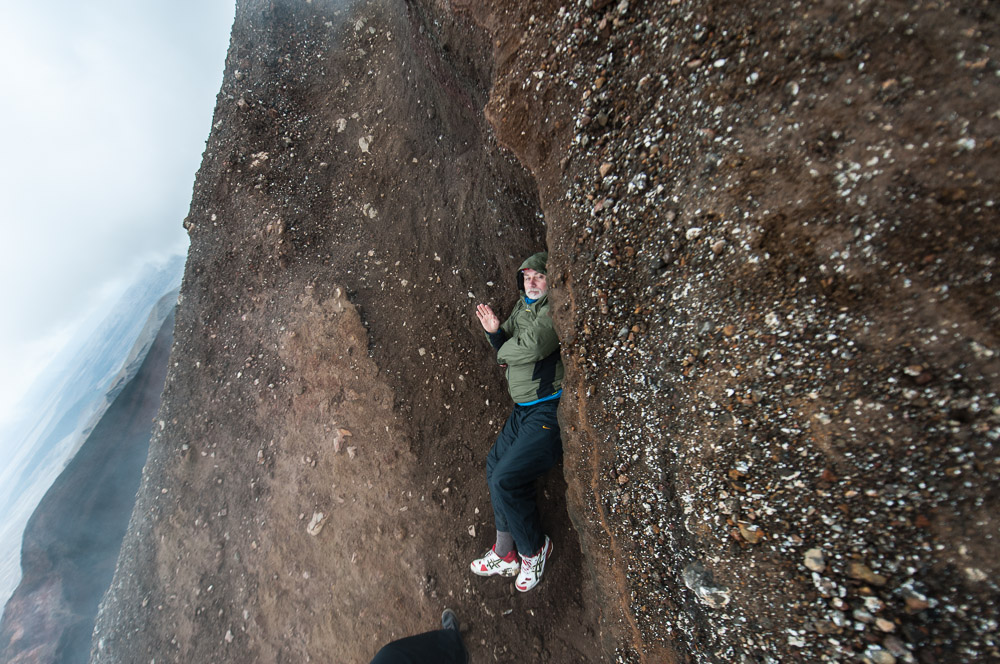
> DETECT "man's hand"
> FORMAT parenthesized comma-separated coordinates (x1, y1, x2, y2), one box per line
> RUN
(476, 304, 500, 333)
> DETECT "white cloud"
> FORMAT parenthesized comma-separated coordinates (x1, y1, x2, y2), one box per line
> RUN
(0, 0, 235, 428)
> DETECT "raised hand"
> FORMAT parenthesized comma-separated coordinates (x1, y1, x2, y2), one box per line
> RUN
(476, 304, 500, 333)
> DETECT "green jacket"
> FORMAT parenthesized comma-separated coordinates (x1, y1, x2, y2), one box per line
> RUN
(486, 253, 564, 405)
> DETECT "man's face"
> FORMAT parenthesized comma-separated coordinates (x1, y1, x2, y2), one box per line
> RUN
(522, 268, 548, 299)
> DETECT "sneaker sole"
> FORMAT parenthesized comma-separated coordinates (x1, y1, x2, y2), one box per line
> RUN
(470, 564, 519, 577)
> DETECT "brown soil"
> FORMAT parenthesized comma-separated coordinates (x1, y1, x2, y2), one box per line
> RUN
(92, 0, 999, 663)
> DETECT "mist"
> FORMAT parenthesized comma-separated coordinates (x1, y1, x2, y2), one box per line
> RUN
(0, 0, 235, 430)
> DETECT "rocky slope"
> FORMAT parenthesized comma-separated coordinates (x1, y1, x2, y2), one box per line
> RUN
(93, 1, 998, 663)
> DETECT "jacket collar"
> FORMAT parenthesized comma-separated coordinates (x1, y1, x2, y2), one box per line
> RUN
(520, 292, 548, 309)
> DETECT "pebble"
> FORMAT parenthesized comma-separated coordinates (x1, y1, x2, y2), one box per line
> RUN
(306, 512, 326, 536)
(332, 428, 352, 453)
(814, 620, 839, 635)
(864, 597, 885, 613)
(848, 561, 887, 586)
(853, 608, 875, 623)
(875, 617, 896, 633)
(682, 562, 731, 608)
(737, 521, 763, 544)
(882, 636, 911, 658)
(804, 548, 826, 572)
(863, 647, 896, 664)
(965, 567, 987, 582)
(956, 137, 976, 151)
(812, 573, 838, 597)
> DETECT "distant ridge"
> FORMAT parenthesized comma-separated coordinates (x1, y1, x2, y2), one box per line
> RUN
(0, 258, 182, 610)
(0, 304, 176, 664)
(86, 287, 180, 444)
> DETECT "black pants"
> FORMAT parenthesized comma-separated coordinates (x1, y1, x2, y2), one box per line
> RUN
(369, 628, 468, 664)
(486, 399, 562, 555)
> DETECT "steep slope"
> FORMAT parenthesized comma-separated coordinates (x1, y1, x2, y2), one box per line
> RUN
(93, 1, 999, 663)
(93, 1, 601, 662)
(0, 306, 175, 664)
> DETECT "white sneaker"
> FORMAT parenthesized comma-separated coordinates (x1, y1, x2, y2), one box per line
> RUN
(470, 545, 520, 577)
(515, 535, 552, 592)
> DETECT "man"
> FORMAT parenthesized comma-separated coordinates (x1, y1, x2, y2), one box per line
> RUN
(470, 251, 564, 592)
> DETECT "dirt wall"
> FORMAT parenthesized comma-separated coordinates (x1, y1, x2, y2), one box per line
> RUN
(463, 0, 1000, 662)
(91, 1, 999, 663)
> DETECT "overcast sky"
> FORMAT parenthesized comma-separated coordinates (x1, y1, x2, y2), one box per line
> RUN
(0, 0, 236, 430)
